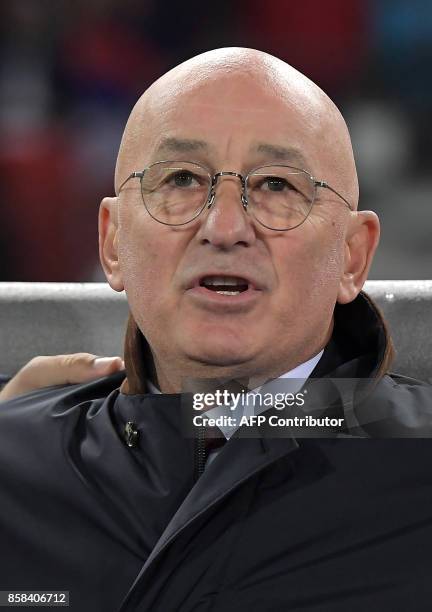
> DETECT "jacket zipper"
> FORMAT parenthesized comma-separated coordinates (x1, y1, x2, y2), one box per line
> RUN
(195, 425, 206, 480)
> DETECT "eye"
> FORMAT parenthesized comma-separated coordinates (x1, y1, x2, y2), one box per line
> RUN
(261, 176, 293, 192)
(169, 171, 199, 188)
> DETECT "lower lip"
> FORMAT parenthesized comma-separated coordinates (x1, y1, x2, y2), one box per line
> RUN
(186, 285, 262, 310)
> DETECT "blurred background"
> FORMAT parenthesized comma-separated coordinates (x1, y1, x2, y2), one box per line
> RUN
(0, 0, 431, 282)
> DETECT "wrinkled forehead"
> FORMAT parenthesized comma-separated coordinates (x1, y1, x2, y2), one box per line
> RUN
(151, 73, 322, 151)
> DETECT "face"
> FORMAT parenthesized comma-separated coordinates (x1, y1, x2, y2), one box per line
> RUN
(100, 67, 377, 390)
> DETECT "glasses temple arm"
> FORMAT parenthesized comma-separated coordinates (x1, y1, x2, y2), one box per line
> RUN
(117, 171, 144, 195)
(315, 180, 353, 211)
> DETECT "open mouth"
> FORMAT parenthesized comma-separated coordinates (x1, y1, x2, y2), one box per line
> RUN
(199, 275, 250, 296)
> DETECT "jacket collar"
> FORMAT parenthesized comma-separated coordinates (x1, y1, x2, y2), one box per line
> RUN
(311, 290, 394, 379)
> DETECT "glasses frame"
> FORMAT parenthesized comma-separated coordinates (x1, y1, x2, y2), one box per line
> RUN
(118, 160, 353, 230)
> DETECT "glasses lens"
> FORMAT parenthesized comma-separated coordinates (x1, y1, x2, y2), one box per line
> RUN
(246, 166, 315, 230)
(141, 161, 211, 225)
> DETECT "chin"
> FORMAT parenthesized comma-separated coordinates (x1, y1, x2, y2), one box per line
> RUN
(191, 352, 250, 368)
(183, 337, 256, 369)
(174, 318, 262, 372)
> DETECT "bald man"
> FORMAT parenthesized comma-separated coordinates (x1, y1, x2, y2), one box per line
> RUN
(1, 48, 431, 612)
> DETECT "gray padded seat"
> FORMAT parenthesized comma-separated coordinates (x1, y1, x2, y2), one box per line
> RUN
(0, 281, 431, 383)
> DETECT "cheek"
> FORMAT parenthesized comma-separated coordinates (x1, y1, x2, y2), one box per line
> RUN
(117, 210, 196, 336)
(271, 225, 345, 305)
(120, 231, 158, 285)
(117, 221, 174, 324)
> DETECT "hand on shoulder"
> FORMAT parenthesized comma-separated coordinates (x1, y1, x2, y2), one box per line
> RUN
(0, 354, 125, 402)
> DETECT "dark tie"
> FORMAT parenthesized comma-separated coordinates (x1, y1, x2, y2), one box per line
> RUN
(204, 425, 227, 453)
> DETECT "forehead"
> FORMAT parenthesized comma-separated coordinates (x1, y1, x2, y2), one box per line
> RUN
(138, 72, 327, 171)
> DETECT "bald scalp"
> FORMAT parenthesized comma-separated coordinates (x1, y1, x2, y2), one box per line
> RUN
(115, 47, 359, 207)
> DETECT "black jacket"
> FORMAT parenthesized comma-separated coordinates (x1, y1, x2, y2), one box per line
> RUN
(0, 292, 431, 611)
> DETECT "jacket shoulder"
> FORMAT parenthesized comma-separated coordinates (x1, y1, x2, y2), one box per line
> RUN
(0, 371, 125, 447)
(0, 372, 125, 489)
(386, 371, 431, 387)
(353, 371, 432, 437)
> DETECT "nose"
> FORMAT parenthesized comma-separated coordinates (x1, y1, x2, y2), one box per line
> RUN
(195, 173, 256, 249)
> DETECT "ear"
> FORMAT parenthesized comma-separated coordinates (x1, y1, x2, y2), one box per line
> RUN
(337, 211, 380, 304)
(98, 197, 124, 292)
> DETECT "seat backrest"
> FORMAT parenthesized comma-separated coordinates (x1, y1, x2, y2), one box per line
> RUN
(0, 281, 431, 382)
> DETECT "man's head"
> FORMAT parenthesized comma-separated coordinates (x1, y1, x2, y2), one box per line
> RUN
(99, 47, 379, 392)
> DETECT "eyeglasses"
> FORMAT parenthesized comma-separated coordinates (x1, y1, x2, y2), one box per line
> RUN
(118, 160, 353, 231)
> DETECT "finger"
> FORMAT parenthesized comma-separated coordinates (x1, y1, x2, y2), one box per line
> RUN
(57, 353, 125, 384)
(89, 356, 126, 378)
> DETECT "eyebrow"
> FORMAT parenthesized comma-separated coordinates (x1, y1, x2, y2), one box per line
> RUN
(154, 137, 210, 155)
(254, 143, 309, 168)
(152, 138, 310, 169)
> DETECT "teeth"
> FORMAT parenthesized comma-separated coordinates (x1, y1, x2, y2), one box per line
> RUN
(201, 275, 247, 287)
(216, 290, 240, 295)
